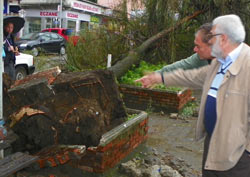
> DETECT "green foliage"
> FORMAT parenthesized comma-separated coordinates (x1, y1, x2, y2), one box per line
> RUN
(119, 61, 165, 86)
(66, 0, 250, 73)
(127, 114, 138, 121)
(119, 61, 182, 92)
(66, 25, 133, 72)
(66, 30, 106, 71)
(179, 101, 199, 118)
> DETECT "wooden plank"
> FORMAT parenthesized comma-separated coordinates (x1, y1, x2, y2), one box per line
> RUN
(0, 152, 38, 177)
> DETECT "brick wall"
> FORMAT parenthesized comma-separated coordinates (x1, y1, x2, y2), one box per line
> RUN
(119, 84, 192, 113)
(77, 109, 148, 173)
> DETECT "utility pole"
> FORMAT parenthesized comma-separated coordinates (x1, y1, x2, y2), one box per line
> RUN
(59, 0, 62, 28)
(0, 0, 5, 159)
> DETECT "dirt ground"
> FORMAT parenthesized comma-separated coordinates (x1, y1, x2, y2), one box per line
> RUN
(146, 113, 203, 175)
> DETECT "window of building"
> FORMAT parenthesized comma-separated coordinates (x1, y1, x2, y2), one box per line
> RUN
(68, 20, 76, 31)
(46, 18, 52, 29)
(80, 21, 89, 32)
(27, 17, 41, 33)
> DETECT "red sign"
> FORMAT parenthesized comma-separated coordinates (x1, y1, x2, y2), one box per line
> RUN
(40, 11, 58, 17)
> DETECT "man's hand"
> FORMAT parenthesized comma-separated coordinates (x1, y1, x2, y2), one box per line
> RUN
(135, 72, 162, 88)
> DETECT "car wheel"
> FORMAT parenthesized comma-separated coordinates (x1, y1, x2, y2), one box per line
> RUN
(15, 66, 27, 80)
(60, 46, 66, 55)
(32, 47, 39, 56)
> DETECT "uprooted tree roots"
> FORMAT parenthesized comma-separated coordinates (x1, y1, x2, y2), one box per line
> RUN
(3, 69, 127, 154)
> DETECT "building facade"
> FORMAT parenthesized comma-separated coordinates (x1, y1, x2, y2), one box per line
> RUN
(98, 0, 144, 17)
(4, 0, 22, 15)
(19, 0, 109, 35)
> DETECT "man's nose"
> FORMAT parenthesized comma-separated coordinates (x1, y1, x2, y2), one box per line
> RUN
(193, 46, 197, 52)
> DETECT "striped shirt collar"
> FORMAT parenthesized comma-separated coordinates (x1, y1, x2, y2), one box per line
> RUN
(217, 42, 243, 65)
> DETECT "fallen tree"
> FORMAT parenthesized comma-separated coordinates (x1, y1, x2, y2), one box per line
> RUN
(109, 10, 205, 79)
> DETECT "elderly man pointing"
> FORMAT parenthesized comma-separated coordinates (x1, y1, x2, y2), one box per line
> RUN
(137, 14, 250, 177)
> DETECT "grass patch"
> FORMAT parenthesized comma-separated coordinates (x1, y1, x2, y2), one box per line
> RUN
(34, 54, 66, 72)
(179, 101, 199, 118)
(119, 61, 182, 92)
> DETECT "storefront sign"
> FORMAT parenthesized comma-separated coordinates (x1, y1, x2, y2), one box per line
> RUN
(25, 10, 59, 17)
(71, 1, 102, 14)
(25, 9, 90, 22)
(90, 16, 100, 23)
(67, 12, 78, 19)
(40, 11, 58, 17)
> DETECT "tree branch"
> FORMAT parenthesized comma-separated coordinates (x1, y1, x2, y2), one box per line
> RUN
(109, 9, 207, 79)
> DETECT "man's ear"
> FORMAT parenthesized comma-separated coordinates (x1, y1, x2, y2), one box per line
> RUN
(221, 34, 227, 44)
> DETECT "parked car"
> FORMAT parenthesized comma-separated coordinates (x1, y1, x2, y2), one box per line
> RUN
(41, 28, 74, 41)
(41, 28, 80, 45)
(15, 53, 35, 80)
(16, 32, 66, 56)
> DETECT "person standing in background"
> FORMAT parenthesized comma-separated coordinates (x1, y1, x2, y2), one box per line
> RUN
(3, 22, 19, 80)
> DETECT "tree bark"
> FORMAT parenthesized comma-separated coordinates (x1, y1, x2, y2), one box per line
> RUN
(109, 10, 205, 79)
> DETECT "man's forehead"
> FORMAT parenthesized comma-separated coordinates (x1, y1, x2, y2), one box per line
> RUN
(195, 33, 202, 43)
(211, 25, 217, 32)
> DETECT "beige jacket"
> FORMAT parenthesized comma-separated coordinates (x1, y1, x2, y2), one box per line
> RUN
(163, 43, 250, 171)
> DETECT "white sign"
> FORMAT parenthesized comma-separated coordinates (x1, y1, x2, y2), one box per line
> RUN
(64, 11, 90, 21)
(25, 10, 59, 17)
(66, 12, 78, 19)
(40, 11, 58, 17)
(24, 10, 91, 22)
(71, 1, 101, 14)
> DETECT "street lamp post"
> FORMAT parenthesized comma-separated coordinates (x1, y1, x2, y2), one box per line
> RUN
(59, 0, 62, 28)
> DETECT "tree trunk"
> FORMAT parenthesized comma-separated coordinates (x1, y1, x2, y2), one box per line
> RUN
(109, 10, 205, 79)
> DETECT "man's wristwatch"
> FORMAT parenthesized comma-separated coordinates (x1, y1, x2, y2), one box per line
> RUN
(161, 72, 164, 84)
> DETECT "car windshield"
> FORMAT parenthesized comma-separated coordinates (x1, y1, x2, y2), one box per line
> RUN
(20, 33, 40, 40)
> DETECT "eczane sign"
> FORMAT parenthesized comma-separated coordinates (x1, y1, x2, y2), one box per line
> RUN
(40, 11, 58, 17)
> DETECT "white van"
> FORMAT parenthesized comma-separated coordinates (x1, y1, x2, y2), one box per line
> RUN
(15, 53, 35, 80)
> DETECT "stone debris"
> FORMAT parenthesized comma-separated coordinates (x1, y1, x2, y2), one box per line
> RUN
(170, 113, 179, 119)
(119, 147, 200, 177)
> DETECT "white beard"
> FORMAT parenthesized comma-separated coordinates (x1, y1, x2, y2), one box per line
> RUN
(211, 37, 224, 59)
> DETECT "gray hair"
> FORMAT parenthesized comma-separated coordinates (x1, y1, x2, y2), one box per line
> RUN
(212, 14, 245, 44)
(195, 23, 212, 43)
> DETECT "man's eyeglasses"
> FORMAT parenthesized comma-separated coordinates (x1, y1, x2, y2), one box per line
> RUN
(208, 33, 223, 39)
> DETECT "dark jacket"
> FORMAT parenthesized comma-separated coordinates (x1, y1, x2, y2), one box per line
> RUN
(3, 33, 16, 65)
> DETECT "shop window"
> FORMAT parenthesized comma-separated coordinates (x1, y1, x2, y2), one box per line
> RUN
(28, 18, 41, 33)
(80, 21, 89, 32)
(46, 18, 52, 29)
(52, 18, 60, 28)
(68, 20, 76, 31)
